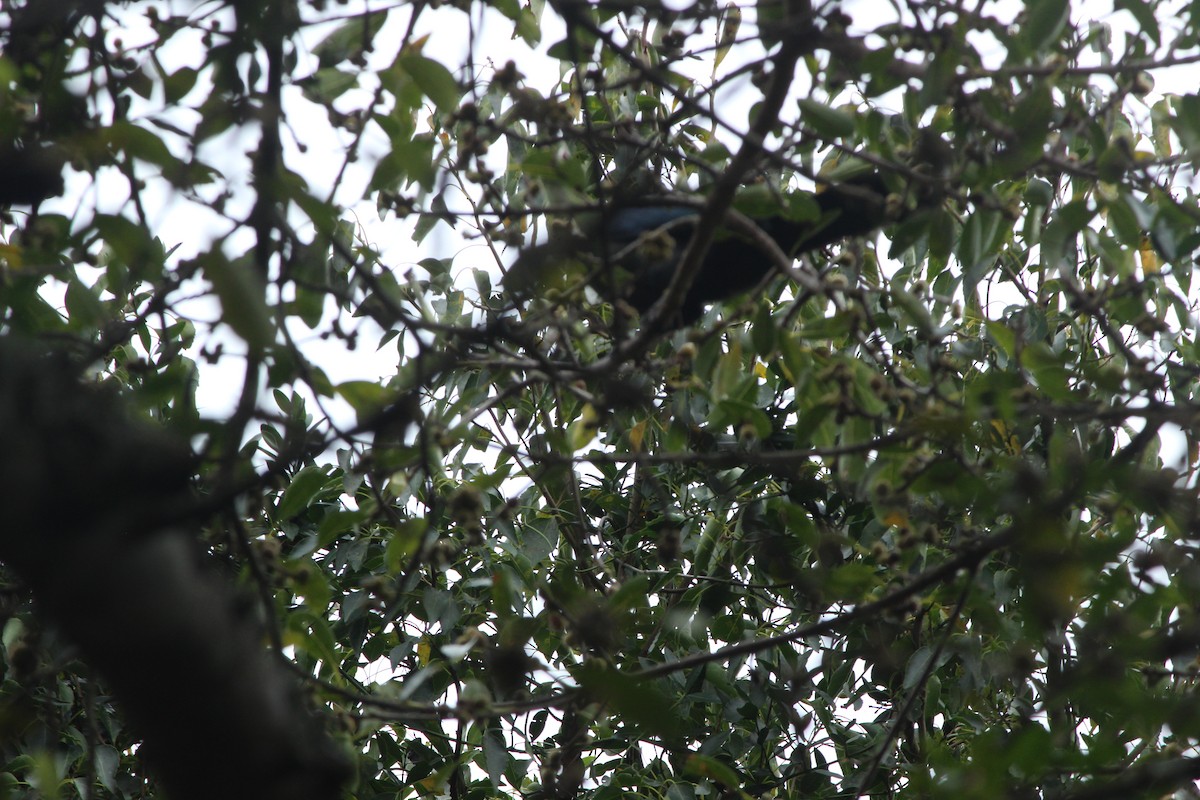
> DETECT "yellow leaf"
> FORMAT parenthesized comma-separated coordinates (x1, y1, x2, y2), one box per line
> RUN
(1138, 235, 1159, 274)
(715, 5, 741, 69)
(568, 403, 601, 450)
(0, 243, 23, 268)
(990, 419, 1021, 454)
(417, 637, 431, 665)
(629, 419, 647, 451)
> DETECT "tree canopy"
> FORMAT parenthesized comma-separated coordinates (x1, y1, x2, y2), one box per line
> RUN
(2, 0, 1200, 799)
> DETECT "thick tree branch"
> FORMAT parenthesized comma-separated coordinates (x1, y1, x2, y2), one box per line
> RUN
(0, 340, 349, 800)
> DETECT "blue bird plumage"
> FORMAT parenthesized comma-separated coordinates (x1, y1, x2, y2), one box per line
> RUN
(605, 207, 697, 244)
(508, 175, 891, 325)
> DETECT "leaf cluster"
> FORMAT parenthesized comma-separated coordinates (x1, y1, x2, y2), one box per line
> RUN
(3, 0, 1200, 799)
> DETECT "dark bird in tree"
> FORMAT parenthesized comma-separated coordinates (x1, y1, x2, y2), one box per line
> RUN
(507, 174, 892, 325)
(0, 145, 65, 206)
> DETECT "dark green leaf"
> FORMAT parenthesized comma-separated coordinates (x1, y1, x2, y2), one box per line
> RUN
(797, 99, 856, 139)
(203, 253, 275, 351)
(573, 663, 683, 743)
(277, 465, 331, 520)
(1019, 0, 1071, 54)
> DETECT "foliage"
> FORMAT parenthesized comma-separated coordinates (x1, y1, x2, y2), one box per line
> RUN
(2, 0, 1200, 798)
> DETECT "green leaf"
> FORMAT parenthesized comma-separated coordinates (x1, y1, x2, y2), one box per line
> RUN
(286, 610, 340, 667)
(336, 380, 389, 420)
(311, 11, 388, 69)
(1019, 0, 1071, 54)
(957, 210, 1006, 280)
(985, 320, 1017, 363)
(277, 465, 331, 520)
(1114, 0, 1160, 46)
(798, 99, 856, 139)
(1041, 200, 1093, 269)
(127, 66, 154, 99)
(483, 730, 509, 787)
(385, 518, 427, 572)
(318, 509, 367, 546)
(514, 6, 542, 46)
(163, 66, 199, 104)
(890, 285, 936, 338)
(104, 120, 178, 169)
(290, 285, 327, 329)
(607, 575, 650, 613)
(371, 135, 437, 192)
(202, 253, 275, 351)
(519, 517, 558, 567)
(94, 745, 119, 792)
(573, 662, 683, 743)
(1022, 343, 1072, 400)
(683, 754, 742, 791)
(1151, 97, 1175, 157)
(825, 563, 879, 600)
(1024, 178, 1054, 207)
(902, 645, 937, 689)
(395, 53, 460, 114)
(93, 213, 163, 277)
(64, 278, 105, 329)
(1173, 93, 1200, 153)
(301, 68, 359, 105)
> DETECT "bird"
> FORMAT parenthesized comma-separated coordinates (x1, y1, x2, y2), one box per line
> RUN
(0, 145, 65, 206)
(506, 173, 892, 325)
